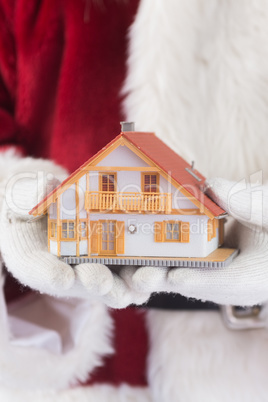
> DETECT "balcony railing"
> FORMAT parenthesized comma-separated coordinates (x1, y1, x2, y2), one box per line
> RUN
(85, 191, 172, 213)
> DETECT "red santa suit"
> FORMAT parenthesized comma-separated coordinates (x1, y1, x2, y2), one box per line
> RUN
(1, 1, 268, 401)
(0, 0, 149, 396)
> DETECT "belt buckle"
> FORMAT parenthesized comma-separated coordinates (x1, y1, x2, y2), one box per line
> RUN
(221, 305, 266, 330)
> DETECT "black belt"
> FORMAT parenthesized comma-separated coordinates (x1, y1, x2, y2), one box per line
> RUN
(143, 292, 219, 311)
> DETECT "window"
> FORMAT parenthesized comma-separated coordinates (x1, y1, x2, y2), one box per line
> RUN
(78, 220, 88, 240)
(50, 221, 57, 240)
(61, 221, 76, 240)
(100, 173, 116, 192)
(142, 173, 159, 193)
(165, 222, 180, 241)
(154, 221, 190, 243)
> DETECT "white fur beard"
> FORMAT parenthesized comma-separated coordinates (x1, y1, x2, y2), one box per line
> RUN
(123, 0, 268, 182)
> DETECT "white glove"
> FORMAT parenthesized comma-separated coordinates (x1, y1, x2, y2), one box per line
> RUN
(0, 153, 150, 308)
(127, 178, 268, 306)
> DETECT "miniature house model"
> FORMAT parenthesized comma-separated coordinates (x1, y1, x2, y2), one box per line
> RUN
(30, 123, 237, 267)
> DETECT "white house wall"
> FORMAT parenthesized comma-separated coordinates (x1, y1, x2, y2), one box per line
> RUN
(49, 241, 88, 257)
(88, 171, 98, 192)
(48, 202, 57, 219)
(49, 214, 219, 258)
(159, 176, 198, 210)
(90, 213, 217, 258)
(96, 145, 149, 167)
(117, 171, 145, 193)
(60, 184, 76, 220)
(60, 241, 76, 256)
(79, 240, 88, 255)
(206, 227, 219, 255)
(78, 175, 87, 219)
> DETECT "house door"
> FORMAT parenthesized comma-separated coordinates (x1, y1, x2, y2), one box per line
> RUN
(100, 220, 116, 255)
(90, 220, 125, 256)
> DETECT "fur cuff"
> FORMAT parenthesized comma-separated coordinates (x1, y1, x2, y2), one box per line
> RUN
(0, 269, 114, 391)
(0, 384, 150, 402)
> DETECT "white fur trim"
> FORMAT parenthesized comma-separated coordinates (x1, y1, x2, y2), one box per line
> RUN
(123, 0, 268, 181)
(0, 270, 113, 391)
(0, 151, 67, 184)
(0, 384, 151, 402)
(147, 309, 268, 402)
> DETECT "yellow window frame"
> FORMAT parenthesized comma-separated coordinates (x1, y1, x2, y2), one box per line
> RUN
(154, 220, 190, 243)
(164, 220, 180, 242)
(99, 172, 117, 192)
(207, 219, 219, 241)
(141, 172, 159, 193)
(49, 220, 57, 240)
(60, 220, 76, 241)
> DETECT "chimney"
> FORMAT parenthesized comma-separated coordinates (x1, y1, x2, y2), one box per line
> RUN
(120, 122, 135, 132)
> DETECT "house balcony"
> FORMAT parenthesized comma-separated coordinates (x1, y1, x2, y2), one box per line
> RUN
(85, 191, 172, 213)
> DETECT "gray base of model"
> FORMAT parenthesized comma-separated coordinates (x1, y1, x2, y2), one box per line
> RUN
(61, 249, 238, 268)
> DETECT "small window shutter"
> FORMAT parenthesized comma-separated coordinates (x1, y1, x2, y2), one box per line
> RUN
(154, 222, 163, 242)
(208, 219, 218, 241)
(207, 219, 213, 241)
(116, 221, 125, 254)
(180, 222, 190, 243)
(90, 221, 99, 254)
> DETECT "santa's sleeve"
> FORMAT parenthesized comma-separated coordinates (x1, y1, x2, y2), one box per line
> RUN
(0, 1, 26, 158)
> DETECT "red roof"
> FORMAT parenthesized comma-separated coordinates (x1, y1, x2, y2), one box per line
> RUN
(30, 131, 225, 217)
(122, 132, 225, 217)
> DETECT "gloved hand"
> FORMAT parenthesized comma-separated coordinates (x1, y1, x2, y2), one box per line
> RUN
(0, 153, 150, 308)
(127, 178, 268, 306)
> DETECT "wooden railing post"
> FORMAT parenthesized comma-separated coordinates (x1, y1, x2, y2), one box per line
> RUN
(86, 191, 172, 213)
